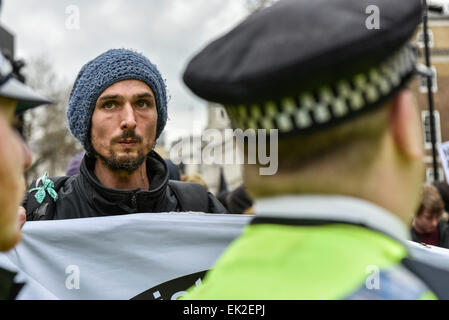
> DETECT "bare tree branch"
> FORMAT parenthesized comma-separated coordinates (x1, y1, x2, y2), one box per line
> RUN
(22, 56, 83, 183)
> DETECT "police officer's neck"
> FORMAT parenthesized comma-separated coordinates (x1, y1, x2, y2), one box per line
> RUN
(94, 158, 150, 191)
(244, 134, 422, 225)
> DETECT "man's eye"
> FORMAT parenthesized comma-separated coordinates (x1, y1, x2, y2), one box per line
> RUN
(103, 102, 116, 110)
(136, 100, 149, 108)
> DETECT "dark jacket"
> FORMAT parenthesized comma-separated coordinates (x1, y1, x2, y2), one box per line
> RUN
(411, 221, 449, 249)
(25, 151, 227, 220)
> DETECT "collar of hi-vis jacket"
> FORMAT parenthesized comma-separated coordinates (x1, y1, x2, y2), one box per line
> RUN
(252, 195, 449, 300)
(253, 195, 410, 245)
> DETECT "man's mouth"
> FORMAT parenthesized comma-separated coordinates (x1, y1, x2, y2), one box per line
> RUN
(118, 139, 138, 147)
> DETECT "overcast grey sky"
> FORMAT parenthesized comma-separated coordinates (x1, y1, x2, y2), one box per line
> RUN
(1, 0, 249, 144)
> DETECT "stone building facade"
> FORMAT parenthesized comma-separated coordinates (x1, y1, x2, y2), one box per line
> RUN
(413, 6, 449, 182)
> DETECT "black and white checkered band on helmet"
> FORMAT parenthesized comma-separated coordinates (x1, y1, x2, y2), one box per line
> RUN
(224, 44, 417, 136)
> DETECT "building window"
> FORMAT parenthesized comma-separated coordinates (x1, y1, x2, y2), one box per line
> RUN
(428, 3, 449, 18)
(422, 110, 441, 150)
(417, 29, 434, 49)
(426, 167, 444, 183)
(419, 66, 438, 93)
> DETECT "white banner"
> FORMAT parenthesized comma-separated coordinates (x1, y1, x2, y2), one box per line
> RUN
(0, 212, 251, 300)
(1, 211, 449, 300)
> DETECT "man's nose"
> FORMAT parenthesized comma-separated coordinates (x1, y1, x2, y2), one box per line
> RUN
(120, 103, 137, 131)
(22, 142, 33, 171)
(14, 130, 33, 171)
(432, 218, 439, 228)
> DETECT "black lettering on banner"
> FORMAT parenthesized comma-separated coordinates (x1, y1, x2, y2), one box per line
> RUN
(131, 270, 207, 300)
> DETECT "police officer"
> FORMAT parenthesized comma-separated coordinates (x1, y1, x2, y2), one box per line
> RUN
(0, 52, 51, 299)
(181, 0, 449, 299)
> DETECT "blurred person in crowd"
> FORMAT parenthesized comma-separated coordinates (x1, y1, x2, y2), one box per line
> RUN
(66, 151, 84, 176)
(227, 185, 254, 214)
(218, 185, 254, 214)
(432, 181, 449, 221)
(0, 52, 51, 299)
(24, 49, 226, 221)
(181, 0, 449, 299)
(411, 184, 449, 248)
(181, 173, 209, 190)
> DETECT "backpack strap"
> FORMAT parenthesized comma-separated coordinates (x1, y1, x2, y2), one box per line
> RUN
(24, 175, 70, 221)
(168, 180, 209, 212)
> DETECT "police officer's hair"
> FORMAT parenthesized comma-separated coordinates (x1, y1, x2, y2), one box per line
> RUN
(275, 98, 392, 172)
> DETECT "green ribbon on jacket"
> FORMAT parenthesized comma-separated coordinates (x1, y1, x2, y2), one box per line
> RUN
(28, 171, 58, 204)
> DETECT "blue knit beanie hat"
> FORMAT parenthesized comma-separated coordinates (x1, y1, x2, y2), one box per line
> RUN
(67, 48, 167, 154)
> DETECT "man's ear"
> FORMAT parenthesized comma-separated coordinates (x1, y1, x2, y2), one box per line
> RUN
(389, 89, 424, 159)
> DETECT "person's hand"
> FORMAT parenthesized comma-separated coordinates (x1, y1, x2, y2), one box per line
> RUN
(17, 205, 26, 229)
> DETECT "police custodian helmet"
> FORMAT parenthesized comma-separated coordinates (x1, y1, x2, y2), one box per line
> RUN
(183, 0, 423, 138)
(0, 53, 51, 112)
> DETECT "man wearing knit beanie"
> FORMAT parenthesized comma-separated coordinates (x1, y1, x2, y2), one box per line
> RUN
(24, 49, 226, 221)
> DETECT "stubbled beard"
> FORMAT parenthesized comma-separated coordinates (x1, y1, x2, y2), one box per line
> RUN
(91, 131, 152, 173)
(94, 147, 147, 173)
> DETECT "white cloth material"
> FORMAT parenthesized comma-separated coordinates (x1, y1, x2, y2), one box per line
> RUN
(406, 241, 449, 271)
(0, 212, 251, 300)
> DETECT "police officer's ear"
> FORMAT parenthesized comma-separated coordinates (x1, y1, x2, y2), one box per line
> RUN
(389, 89, 423, 160)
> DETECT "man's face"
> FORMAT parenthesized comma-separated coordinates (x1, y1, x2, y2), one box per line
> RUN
(91, 79, 158, 172)
(414, 210, 441, 234)
(0, 97, 32, 251)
